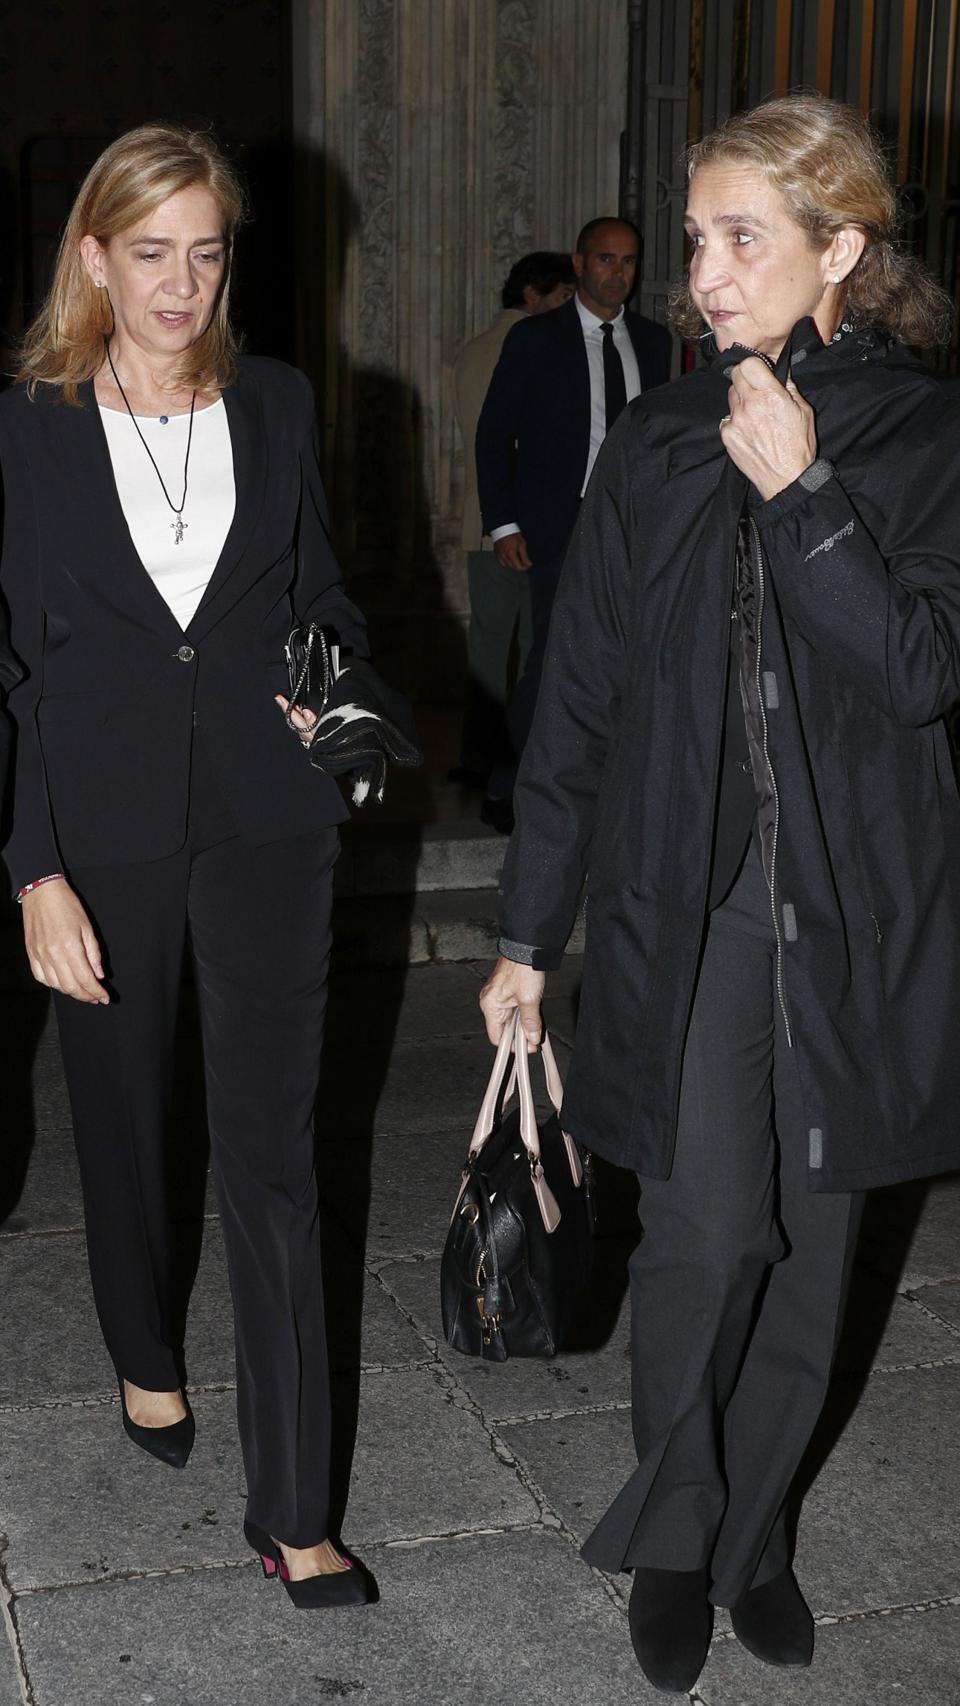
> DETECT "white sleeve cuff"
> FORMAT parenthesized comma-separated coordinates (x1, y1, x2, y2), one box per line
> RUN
(489, 524, 521, 543)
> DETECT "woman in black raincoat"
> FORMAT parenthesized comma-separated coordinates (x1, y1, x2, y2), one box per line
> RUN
(481, 95, 960, 1694)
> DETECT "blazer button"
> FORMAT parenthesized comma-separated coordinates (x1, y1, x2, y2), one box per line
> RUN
(176, 645, 195, 663)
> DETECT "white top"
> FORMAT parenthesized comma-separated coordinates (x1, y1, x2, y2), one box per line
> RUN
(574, 296, 642, 493)
(99, 399, 236, 629)
(488, 295, 643, 541)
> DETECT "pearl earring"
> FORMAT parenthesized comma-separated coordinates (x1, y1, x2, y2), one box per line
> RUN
(832, 275, 841, 284)
(95, 280, 103, 288)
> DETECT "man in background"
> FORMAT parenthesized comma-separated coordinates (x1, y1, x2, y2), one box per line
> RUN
(451, 251, 576, 789)
(476, 217, 672, 829)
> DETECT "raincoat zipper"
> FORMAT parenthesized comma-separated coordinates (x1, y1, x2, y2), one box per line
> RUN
(749, 516, 794, 1048)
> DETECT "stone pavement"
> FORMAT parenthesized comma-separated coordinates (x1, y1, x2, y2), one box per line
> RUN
(2, 952, 960, 1705)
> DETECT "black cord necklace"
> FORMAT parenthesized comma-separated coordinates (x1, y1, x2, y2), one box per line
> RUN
(104, 339, 196, 545)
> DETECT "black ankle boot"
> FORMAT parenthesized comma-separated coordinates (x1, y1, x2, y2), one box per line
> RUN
(628, 1567, 713, 1694)
(730, 1567, 814, 1667)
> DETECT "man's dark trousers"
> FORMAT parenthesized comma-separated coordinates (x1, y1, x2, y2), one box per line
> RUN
(489, 541, 568, 799)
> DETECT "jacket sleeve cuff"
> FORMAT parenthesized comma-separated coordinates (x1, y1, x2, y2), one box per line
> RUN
(752, 458, 836, 526)
(497, 936, 565, 972)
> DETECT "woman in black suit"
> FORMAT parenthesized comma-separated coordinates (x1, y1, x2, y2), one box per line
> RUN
(0, 124, 375, 1607)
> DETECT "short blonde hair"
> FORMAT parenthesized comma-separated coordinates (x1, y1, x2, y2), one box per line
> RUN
(18, 124, 246, 402)
(670, 94, 953, 348)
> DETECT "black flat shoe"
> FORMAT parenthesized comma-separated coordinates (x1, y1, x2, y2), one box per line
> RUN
(118, 1381, 195, 1470)
(244, 1520, 378, 1609)
(730, 1567, 814, 1668)
(628, 1567, 713, 1694)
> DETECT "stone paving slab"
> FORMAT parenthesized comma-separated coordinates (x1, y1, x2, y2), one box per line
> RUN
(795, 1365, 960, 1615)
(316, 1035, 505, 1140)
(337, 821, 504, 896)
(317, 1080, 573, 1264)
(318, 1127, 472, 1260)
(502, 1364, 960, 1611)
(0, 1232, 116, 1407)
(325, 963, 491, 1045)
(0, 1390, 248, 1592)
(898, 1176, 960, 1288)
(1, 1364, 533, 1594)
(16, 1074, 71, 1142)
(912, 1277, 960, 1331)
(0, 1619, 22, 1706)
(341, 1365, 538, 1545)
(500, 1403, 631, 1552)
(857, 1175, 960, 1289)
(697, 1603, 960, 1705)
(332, 895, 432, 967)
(0, 1216, 426, 1412)
(0, 1223, 237, 1407)
(0, 1126, 82, 1237)
(11, 1529, 658, 1706)
(324, 1249, 430, 1374)
(380, 1247, 634, 1421)
(834, 1280, 960, 1373)
(419, 889, 586, 962)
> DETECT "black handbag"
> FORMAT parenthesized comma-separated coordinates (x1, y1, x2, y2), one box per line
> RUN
(284, 621, 423, 805)
(441, 1014, 595, 1361)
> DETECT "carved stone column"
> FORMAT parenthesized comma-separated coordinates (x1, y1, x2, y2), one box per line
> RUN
(291, 0, 628, 694)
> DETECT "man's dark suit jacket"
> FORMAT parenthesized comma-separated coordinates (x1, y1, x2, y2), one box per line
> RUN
(0, 356, 367, 894)
(475, 295, 673, 563)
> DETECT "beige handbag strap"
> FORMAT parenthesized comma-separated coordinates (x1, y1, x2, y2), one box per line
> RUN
(469, 1014, 563, 1234)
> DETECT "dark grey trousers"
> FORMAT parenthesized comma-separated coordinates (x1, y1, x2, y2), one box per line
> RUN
(581, 840, 863, 1606)
(458, 549, 532, 773)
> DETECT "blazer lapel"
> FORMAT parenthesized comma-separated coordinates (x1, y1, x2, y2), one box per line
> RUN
(187, 368, 268, 638)
(557, 299, 591, 469)
(73, 372, 268, 642)
(74, 381, 184, 638)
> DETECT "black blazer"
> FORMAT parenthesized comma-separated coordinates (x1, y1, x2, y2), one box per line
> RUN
(475, 295, 673, 563)
(0, 356, 367, 893)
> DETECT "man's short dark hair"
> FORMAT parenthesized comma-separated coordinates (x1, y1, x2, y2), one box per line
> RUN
(574, 216, 642, 257)
(501, 250, 576, 309)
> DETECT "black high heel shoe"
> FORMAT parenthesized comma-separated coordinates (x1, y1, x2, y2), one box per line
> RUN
(118, 1380, 195, 1470)
(244, 1520, 378, 1609)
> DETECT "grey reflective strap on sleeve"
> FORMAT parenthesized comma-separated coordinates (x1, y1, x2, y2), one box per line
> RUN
(808, 1127, 824, 1169)
(798, 458, 835, 493)
(497, 937, 538, 966)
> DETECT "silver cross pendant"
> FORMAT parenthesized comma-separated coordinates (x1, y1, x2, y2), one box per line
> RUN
(171, 516, 187, 546)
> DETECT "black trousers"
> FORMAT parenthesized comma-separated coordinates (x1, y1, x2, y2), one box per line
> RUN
(488, 544, 567, 800)
(53, 741, 339, 1546)
(581, 841, 864, 1605)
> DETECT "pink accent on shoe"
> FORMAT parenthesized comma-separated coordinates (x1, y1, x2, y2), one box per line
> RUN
(260, 1555, 278, 1579)
(278, 1558, 291, 1583)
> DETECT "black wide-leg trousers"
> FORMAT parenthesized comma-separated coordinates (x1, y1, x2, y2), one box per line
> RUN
(53, 745, 339, 1546)
(581, 841, 864, 1606)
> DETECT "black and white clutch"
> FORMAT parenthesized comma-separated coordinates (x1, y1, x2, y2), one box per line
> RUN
(284, 622, 423, 805)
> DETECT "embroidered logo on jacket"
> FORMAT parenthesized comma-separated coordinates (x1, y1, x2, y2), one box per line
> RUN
(804, 520, 854, 561)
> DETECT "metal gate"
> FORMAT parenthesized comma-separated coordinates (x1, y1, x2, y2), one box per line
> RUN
(623, 1, 960, 364)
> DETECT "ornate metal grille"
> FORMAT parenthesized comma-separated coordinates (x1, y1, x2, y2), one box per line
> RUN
(623, 0, 960, 368)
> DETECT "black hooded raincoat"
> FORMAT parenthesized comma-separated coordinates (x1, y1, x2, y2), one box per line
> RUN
(497, 319, 960, 1194)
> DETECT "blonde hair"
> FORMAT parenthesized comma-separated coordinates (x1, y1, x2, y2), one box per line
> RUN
(18, 124, 247, 402)
(669, 94, 953, 348)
